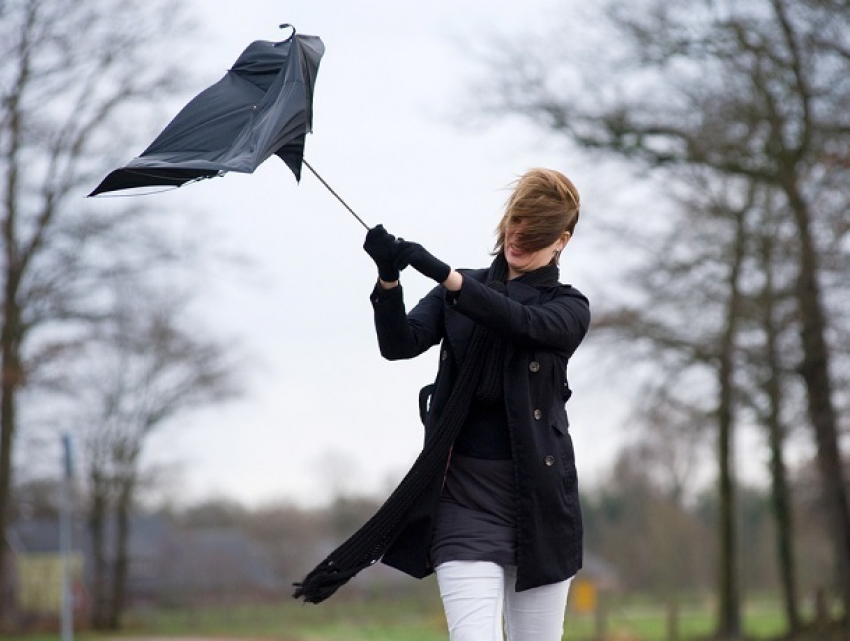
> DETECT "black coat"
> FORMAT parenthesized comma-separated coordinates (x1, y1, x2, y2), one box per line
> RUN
(369, 267, 591, 591)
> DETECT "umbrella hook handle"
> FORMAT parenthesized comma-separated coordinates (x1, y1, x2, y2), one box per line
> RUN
(276, 23, 296, 44)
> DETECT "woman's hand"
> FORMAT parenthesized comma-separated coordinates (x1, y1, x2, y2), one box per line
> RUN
(363, 224, 400, 283)
(393, 240, 453, 286)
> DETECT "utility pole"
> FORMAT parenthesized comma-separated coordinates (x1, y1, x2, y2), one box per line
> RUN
(60, 434, 74, 641)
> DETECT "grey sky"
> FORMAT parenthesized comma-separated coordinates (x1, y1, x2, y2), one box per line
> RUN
(139, 0, 633, 507)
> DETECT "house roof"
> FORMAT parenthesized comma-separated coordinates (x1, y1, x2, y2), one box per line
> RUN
(8, 515, 280, 593)
(6, 519, 84, 554)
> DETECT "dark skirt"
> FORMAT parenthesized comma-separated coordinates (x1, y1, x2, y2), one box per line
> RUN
(430, 454, 517, 568)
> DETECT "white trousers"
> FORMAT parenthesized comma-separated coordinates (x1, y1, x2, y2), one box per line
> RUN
(435, 561, 573, 641)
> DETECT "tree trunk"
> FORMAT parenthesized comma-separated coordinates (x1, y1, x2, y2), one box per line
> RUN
(88, 473, 110, 630)
(717, 365, 740, 639)
(765, 374, 800, 633)
(784, 180, 850, 624)
(758, 227, 800, 633)
(715, 208, 747, 640)
(0, 349, 17, 622)
(108, 477, 134, 630)
(0, 292, 22, 622)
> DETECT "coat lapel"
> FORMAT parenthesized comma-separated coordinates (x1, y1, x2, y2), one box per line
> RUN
(503, 279, 548, 364)
(445, 275, 549, 367)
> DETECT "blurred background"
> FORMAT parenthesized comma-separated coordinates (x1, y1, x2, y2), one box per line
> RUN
(1, 0, 848, 639)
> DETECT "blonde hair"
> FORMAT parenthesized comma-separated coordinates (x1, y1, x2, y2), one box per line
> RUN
(493, 168, 581, 254)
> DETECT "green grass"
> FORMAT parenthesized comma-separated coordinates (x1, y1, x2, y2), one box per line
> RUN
(3, 588, 805, 641)
(565, 595, 788, 640)
(132, 598, 446, 640)
(115, 583, 449, 641)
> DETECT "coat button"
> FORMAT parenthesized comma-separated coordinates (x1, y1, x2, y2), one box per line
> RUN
(441, 350, 447, 361)
(529, 361, 540, 373)
(545, 455, 555, 467)
(533, 409, 542, 420)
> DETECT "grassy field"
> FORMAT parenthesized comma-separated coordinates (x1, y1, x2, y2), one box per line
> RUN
(3, 586, 805, 641)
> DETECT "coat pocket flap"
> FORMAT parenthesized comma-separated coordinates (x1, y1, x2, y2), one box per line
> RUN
(551, 410, 569, 435)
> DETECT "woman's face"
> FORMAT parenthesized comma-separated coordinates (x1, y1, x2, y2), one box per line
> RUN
(503, 220, 569, 279)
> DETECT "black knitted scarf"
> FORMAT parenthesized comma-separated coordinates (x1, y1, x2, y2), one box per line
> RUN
(293, 254, 559, 604)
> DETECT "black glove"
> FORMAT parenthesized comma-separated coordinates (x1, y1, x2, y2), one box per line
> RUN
(393, 240, 451, 284)
(363, 224, 399, 281)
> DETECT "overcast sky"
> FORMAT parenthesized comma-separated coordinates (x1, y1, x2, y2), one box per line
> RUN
(129, 0, 641, 508)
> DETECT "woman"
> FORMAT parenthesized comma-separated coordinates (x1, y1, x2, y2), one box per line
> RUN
(363, 167, 590, 640)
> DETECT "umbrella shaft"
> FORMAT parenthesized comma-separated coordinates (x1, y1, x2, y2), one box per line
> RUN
(303, 160, 369, 230)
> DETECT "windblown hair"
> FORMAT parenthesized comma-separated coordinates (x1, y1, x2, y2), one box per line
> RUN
(493, 168, 581, 254)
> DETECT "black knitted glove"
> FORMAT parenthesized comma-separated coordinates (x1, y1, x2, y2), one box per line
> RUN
(393, 240, 451, 284)
(363, 224, 399, 281)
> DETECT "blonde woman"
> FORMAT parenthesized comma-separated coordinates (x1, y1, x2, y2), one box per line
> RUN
(362, 168, 590, 640)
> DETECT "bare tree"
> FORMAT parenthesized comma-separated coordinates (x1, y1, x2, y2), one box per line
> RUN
(632, 388, 710, 508)
(474, 0, 850, 631)
(64, 284, 236, 629)
(0, 0, 191, 617)
(592, 175, 757, 637)
(715, 194, 750, 639)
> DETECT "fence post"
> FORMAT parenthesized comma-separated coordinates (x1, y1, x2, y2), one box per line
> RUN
(667, 598, 679, 641)
(594, 594, 606, 641)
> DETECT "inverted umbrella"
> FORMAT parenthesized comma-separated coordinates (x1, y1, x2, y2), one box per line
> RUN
(88, 26, 367, 228)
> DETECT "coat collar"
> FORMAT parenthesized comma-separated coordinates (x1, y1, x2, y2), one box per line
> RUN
(507, 278, 549, 305)
(465, 267, 555, 305)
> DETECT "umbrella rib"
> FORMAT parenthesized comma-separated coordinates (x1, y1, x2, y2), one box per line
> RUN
(302, 159, 369, 230)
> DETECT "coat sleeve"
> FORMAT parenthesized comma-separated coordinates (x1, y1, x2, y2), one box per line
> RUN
(451, 276, 590, 355)
(370, 281, 445, 360)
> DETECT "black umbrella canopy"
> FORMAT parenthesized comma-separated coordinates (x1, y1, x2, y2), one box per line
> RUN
(89, 26, 324, 196)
